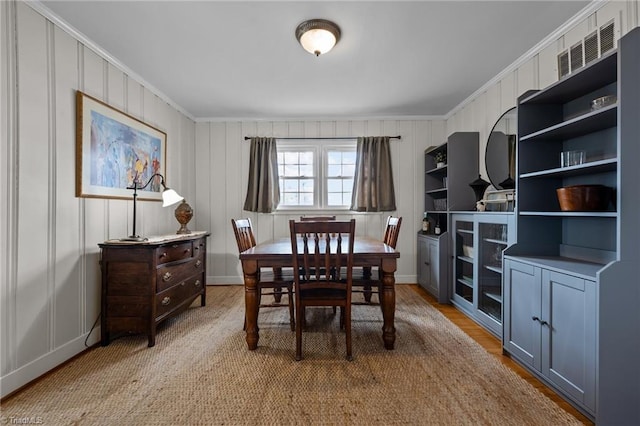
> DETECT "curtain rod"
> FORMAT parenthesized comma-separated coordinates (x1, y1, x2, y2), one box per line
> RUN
(243, 136, 401, 141)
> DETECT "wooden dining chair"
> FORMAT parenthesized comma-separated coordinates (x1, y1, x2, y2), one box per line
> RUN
(231, 218, 295, 331)
(289, 219, 356, 361)
(352, 216, 402, 304)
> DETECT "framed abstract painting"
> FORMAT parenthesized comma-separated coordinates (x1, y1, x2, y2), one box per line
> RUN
(75, 91, 167, 201)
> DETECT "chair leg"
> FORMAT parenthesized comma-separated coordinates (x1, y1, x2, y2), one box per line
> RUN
(345, 304, 353, 361)
(295, 304, 303, 361)
(273, 286, 283, 303)
(363, 267, 373, 302)
(288, 285, 295, 331)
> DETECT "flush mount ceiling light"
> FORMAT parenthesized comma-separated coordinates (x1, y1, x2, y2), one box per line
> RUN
(295, 19, 341, 57)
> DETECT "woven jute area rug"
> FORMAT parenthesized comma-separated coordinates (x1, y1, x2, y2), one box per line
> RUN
(1, 285, 580, 425)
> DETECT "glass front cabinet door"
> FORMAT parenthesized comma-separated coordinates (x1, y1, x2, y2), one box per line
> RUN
(476, 216, 514, 336)
(452, 215, 475, 312)
(451, 213, 515, 338)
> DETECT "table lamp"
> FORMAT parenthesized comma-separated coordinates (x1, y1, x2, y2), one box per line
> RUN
(121, 173, 183, 241)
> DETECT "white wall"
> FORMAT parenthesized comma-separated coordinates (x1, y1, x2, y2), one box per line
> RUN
(0, 1, 196, 397)
(195, 119, 445, 285)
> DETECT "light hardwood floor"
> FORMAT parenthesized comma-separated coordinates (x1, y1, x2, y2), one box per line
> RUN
(409, 284, 594, 425)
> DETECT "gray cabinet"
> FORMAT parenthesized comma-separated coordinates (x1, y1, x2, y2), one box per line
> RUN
(451, 212, 514, 337)
(423, 132, 478, 235)
(417, 232, 448, 303)
(418, 132, 477, 303)
(503, 258, 596, 415)
(504, 27, 640, 423)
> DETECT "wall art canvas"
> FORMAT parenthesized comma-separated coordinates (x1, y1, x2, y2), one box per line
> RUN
(76, 91, 167, 201)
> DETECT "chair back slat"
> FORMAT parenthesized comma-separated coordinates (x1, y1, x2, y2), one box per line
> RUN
(383, 216, 402, 249)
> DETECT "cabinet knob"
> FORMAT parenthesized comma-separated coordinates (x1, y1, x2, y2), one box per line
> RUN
(194, 280, 201, 287)
(195, 260, 202, 268)
(162, 272, 172, 282)
(161, 296, 171, 306)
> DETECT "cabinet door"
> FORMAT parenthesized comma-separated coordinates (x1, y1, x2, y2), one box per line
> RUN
(542, 270, 596, 412)
(427, 239, 439, 296)
(417, 236, 429, 289)
(452, 216, 474, 312)
(476, 220, 509, 335)
(503, 259, 542, 371)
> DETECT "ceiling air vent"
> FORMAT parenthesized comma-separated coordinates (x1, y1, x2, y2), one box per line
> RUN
(558, 50, 570, 79)
(600, 20, 615, 53)
(584, 30, 599, 64)
(570, 41, 584, 72)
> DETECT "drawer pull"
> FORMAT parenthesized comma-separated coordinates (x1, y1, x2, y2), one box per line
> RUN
(172, 244, 178, 248)
(162, 272, 172, 282)
(183, 248, 191, 254)
(195, 260, 202, 268)
(194, 280, 201, 287)
(159, 252, 167, 258)
(161, 297, 171, 306)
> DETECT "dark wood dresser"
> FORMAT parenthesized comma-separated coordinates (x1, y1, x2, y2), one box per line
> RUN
(98, 231, 210, 347)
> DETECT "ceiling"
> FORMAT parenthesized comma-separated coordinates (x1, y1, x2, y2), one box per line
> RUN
(40, 1, 591, 120)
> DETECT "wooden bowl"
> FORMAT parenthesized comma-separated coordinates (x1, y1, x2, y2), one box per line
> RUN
(556, 185, 612, 211)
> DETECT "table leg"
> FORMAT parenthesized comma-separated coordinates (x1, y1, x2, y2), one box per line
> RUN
(379, 258, 397, 350)
(242, 259, 260, 350)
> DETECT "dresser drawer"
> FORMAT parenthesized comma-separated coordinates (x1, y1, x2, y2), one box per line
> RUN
(155, 274, 204, 318)
(156, 241, 193, 264)
(156, 255, 204, 292)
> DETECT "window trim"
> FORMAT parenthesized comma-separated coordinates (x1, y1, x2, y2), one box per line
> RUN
(276, 139, 356, 211)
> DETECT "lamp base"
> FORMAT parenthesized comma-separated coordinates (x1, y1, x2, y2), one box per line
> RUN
(119, 236, 148, 242)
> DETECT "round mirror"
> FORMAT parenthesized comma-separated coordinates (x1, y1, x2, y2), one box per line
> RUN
(485, 107, 517, 189)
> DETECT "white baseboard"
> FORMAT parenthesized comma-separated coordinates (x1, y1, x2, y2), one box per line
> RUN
(0, 334, 92, 399)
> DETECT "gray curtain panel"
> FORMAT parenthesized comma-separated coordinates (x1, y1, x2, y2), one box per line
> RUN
(243, 137, 280, 213)
(350, 136, 396, 212)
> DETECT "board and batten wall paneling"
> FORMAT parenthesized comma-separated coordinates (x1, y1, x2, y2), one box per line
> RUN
(0, 2, 196, 398)
(196, 119, 443, 284)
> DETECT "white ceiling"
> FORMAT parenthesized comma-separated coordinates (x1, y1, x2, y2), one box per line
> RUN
(40, 1, 591, 120)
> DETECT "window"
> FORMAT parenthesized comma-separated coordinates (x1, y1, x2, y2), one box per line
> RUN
(277, 139, 356, 209)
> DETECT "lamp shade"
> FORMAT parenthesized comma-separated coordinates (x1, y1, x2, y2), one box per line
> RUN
(162, 188, 184, 207)
(296, 19, 341, 56)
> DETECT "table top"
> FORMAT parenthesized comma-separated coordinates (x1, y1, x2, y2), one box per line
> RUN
(239, 235, 399, 260)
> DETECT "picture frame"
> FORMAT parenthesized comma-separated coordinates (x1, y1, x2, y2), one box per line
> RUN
(75, 91, 167, 201)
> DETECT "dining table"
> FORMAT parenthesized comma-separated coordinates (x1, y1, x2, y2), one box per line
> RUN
(239, 235, 401, 351)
